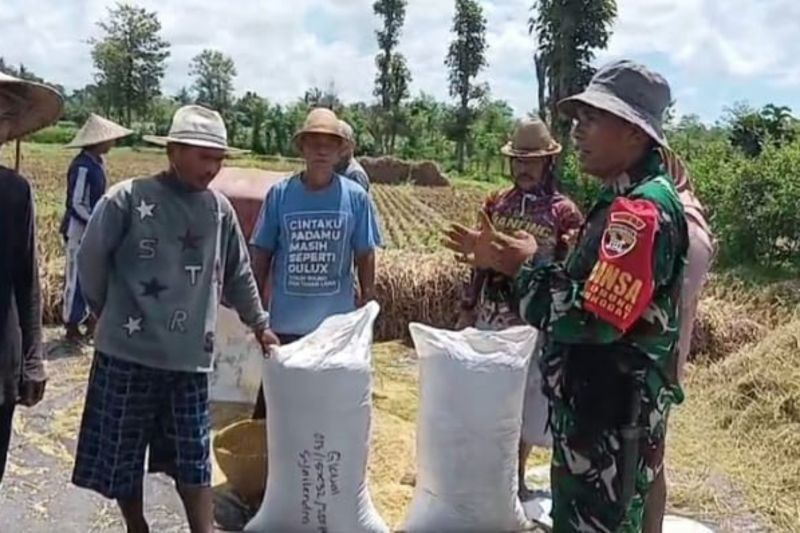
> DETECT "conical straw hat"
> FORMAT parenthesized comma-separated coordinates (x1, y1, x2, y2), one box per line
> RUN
(0, 72, 63, 141)
(66, 114, 133, 148)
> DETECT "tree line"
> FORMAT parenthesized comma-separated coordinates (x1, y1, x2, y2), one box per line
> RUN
(1, 0, 623, 176)
(2, 1, 798, 182)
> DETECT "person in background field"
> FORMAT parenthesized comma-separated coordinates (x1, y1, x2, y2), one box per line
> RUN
(71, 105, 278, 533)
(250, 108, 382, 420)
(641, 130, 715, 533)
(445, 60, 690, 532)
(0, 72, 61, 486)
(450, 118, 583, 500)
(335, 119, 371, 191)
(60, 114, 133, 343)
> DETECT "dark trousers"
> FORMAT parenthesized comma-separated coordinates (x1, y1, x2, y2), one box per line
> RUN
(0, 403, 15, 485)
(252, 334, 301, 419)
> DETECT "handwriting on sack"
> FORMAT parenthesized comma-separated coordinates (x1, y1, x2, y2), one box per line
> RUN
(298, 433, 343, 532)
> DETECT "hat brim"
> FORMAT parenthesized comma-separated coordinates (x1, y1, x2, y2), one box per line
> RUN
(558, 89, 668, 148)
(66, 131, 133, 149)
(500, 142, 562, 158)
(143, 135, 249, 155)
(292, 129, 348, 152)
(0, 79, 63, 141)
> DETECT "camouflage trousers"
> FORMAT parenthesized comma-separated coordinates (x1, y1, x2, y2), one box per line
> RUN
(543, 350, 673, 533)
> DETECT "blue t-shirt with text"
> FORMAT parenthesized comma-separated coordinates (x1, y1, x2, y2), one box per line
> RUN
(251, 174, 382, 336)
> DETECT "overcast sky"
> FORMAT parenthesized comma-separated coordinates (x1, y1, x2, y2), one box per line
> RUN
(2, 0, 799, 121)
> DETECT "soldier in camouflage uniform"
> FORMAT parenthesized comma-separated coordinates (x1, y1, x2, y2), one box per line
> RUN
(445, 60, 689, 532)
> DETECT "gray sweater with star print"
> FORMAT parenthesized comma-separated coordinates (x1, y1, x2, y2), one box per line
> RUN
(77, 172, 268, 373)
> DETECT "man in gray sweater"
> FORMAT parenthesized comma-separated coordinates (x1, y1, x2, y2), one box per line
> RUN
(72, 105, 278, 533)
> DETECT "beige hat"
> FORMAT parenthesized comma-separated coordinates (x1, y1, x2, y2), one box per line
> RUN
(338, 119, 355, 146)
(0, 72, 63, 141)
(500, 119, 562, 158)
(293, 108, 347, 151)
(144, 105, 245, 153)
(66, 114, 133, 149)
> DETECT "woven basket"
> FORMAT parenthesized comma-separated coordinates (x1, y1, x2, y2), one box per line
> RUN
(213, 419, 268, 505)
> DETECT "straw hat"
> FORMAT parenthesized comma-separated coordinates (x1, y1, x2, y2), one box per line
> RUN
(0, 72, 63, 141)
(293, 108, 347, 151)
(144, 105, 245, 153)
(558, 60, 671, 148)
(66, 114, 133, 149)
(500, 119, 562, 158)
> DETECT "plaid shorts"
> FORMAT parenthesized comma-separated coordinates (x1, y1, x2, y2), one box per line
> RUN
(72, 352, 211, 499)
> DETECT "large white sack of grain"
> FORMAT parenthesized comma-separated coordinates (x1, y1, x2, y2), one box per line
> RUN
(244, 301, 388, 533)
(209, 306, 263, 403)
(401, 324, 539, 533)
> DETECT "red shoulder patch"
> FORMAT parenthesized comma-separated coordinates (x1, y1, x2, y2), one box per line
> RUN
(583, 197, 659, 332)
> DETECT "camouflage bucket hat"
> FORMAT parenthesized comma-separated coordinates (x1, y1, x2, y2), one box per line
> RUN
(558, 60, 672, 147)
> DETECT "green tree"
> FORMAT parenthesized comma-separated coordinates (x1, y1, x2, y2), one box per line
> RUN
(265, 104, 290, 155)
(175, 86, 193, 106)
(529, 0, 616, 148)
(190, 49, 238, 115)
(90, 2, 170, 126)
(445, 0, 489, 173)
(400, 93, 455, 162)
(373, 0, 412, 154)
(727, 102, 796, 157)
(472, 97, 515, 175)
(237, 91, 269, 154)
(64, 85, 105, 124)
(303, 84, 343, 112)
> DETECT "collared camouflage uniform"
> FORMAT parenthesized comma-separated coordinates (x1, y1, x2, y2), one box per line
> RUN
(513, 150, 688, 532)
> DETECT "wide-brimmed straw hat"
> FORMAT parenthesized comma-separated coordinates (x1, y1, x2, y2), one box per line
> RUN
(500, 119, 562, 158)
(558, 59, 671, 147)
(0, 72, 63, 141)
(144, 105, 245, 153)
(293, 108, 347, 151)
(66, 114, 133, 149)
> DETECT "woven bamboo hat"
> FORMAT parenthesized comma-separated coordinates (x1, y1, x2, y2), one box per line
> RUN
(66, 114, 133, 148)
(0, 72, 63, 141)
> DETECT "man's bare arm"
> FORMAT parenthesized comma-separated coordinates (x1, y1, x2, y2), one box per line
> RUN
(355, 250, 376, 307)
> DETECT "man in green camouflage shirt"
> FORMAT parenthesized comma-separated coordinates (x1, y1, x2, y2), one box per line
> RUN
(445, 60, 688, 532)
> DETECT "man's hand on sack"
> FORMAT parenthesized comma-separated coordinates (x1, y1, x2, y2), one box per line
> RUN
(254, 327, 281, 358)
(443, 211, 538, 277)
(356, 288, 376, 308)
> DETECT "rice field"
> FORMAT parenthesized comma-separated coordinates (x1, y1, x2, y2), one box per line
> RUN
(0, 142, 489, 325)
(4, 142, 800, 531)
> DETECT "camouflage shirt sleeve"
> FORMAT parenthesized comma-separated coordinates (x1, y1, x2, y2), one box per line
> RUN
(514, 182, 686, 346)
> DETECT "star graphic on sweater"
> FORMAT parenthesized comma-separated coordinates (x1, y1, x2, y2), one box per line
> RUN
(122, 316, 143, 337)
(178, 228, 202, 251)
(135, 199, 156, 221)
(140, 277, 168, 300)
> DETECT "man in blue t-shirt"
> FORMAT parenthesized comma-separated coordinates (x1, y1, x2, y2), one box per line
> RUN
(250, 108, 382, 418)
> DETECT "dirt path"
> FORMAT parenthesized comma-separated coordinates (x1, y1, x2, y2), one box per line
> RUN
(0, 332, 191, 532)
